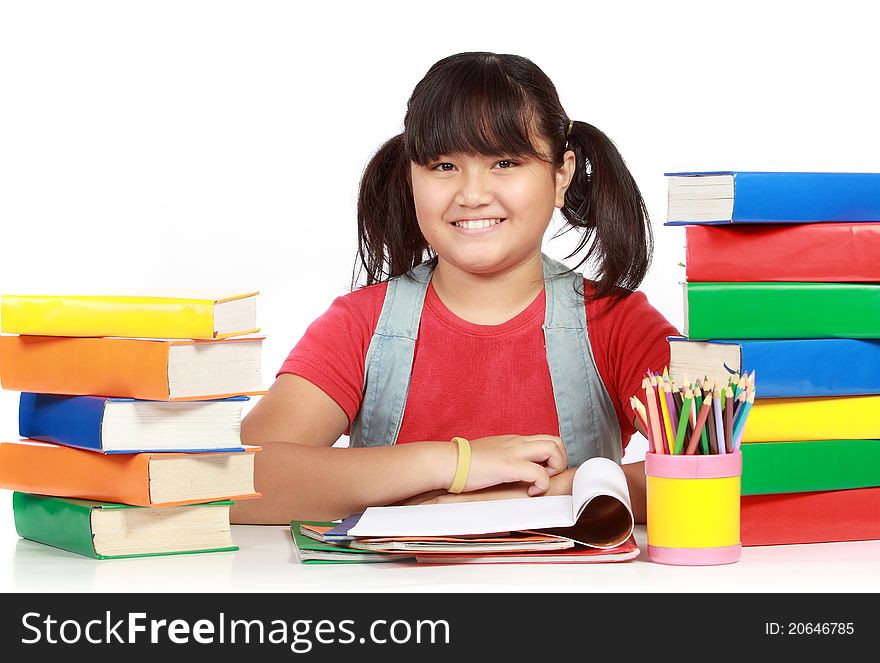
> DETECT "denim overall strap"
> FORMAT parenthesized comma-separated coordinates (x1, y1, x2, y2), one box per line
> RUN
(542, 254, 622, 466)
(349, 262, 433, 448)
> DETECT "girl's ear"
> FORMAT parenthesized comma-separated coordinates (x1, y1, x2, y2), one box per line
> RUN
(554, 150, 577, 208)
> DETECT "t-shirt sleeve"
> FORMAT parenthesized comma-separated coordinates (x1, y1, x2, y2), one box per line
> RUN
(587, 286, 681, 452)
(276, 285, 385, 429)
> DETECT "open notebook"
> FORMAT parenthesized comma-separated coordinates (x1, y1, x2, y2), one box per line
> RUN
(347, 457, 634, 549)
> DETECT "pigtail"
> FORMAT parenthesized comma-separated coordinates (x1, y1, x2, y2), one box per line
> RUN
(561, 120, 653, 304)
(353, 133, 432, 288)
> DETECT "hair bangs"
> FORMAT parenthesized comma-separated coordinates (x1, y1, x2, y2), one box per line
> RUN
(404, 56, 545, 166)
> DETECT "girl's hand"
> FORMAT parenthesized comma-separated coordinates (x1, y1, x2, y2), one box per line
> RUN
(402, 467, 577, 506)
(457, 434, 568, 496)
(401, 485, 528, 507)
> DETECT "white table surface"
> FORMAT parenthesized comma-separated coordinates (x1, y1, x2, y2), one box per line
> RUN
(4, 522, 880, 593)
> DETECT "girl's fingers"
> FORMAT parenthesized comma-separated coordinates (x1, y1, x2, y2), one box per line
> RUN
(517, 462, 551, 496)
(522, 438, 568, 475)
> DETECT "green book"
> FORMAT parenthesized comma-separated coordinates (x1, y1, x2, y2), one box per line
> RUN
(684, 282, 880, 339)
(13, 493, 238, 559)
(741, 440, 880, 496)
(290, 520, 412, 564)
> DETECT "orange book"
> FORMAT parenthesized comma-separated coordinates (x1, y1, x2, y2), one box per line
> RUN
(0, 440, 261, 507)
(0, 335, 267, 401)
(0, 440, 260, 506)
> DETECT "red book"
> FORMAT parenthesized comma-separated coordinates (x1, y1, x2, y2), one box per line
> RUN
(685, 223, 880, 282)
(741, 487, 880, 546)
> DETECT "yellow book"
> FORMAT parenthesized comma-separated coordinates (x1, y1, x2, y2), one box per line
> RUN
(742, 394, 880, 443)
(1, 292, 259, 339)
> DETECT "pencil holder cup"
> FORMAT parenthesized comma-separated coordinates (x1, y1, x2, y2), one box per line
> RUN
(645, 451, 742, 566)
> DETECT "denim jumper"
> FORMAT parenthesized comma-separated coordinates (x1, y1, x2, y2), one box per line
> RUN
(349, 254, 622, 467)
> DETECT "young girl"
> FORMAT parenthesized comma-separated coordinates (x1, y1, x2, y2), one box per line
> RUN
(232, 52, 678, 525)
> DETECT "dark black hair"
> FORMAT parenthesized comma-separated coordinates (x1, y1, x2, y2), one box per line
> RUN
(355, 52, 652, 306)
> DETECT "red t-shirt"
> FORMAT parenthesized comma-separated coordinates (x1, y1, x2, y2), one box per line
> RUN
(278, 280, 679, 452)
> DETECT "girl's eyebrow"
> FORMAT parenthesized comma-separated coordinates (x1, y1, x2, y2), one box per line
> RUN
(431, 152, 522, 162)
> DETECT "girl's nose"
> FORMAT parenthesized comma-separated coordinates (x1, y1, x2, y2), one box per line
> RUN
(455, 170, 494, 207)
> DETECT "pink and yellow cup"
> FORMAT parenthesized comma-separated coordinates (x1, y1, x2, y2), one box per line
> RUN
(645, 451, 742, 566)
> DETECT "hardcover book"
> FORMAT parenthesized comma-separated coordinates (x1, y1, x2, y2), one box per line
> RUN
(741, 439, 880, 496)
(13, 493, 238, 559)
(668, 337, 880, 398)
(1, 291, 259, 339)
(0, 335, 266, 401)
(742, 395, 880, 443)
(19, 393, 248, 453)
(684, 223, 880, 282)
(741, 487, 880, 546)
(665, 171, 880, 224)
(684, 282, 880, 339)
(0, 440, 260, 506)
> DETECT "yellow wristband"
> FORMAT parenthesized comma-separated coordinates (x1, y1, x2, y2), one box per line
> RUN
(448, 437, 471, 494)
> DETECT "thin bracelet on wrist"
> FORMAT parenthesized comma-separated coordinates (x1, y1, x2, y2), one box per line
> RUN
(448, 437, 471, 493)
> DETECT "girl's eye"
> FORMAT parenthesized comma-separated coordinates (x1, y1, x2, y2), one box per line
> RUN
(431, 163, 456, 172)
(495, 160, 517, 169)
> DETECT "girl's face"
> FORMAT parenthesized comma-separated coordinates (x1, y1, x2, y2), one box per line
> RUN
(410, 146, 575, 276)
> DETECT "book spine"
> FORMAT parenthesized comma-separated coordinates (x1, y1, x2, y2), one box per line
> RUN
(0, 442, 153, 505)
(13, 492, 99, 558)
(685, 223, 880, 282)
(742, 395, 880, 443)
(1, 294, 215, 338)
(0, 336, 171, 400)
(741, 439, 880, 495)
(685, 282, 880, 339)
(741, 487, 880, 546)
(732, 172, 880, 223)
(19, 394, 107, 451)
(739, 339, 880, 398)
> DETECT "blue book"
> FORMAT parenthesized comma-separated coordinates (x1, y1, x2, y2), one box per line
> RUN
(668, 337, 880, 398)
(664, 171, 880, 224)
(19, 393, 248, 454)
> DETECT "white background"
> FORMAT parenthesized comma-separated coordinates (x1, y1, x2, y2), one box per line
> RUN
(1, 0, 879, 590)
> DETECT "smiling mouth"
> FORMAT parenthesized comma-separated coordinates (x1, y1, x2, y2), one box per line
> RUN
(451, 218, 506, 229)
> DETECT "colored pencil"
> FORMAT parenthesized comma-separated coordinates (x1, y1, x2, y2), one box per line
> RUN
(657, 378, 675, 455)
(663, 374, 679, 440)
(672, 387, 683, 424)
(685, 392, 713, 455)
(712, 385, 724, 455)
(631, 411, 649, 439)
(693, 389, 704, 450)
(722, 386, 734, 454)
(699, 378, 711, 454)
(734, 372, 748, 400)
(644, 377, 665, 454)
(651, 372, 672, 454)
(630, 396, 650, 441)
(731, 390, 755, 452)
(732, 389, 747, 424)
(673, 388, 694, 455)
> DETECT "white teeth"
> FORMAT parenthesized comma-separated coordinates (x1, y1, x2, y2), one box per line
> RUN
(454, 218, 503, 229)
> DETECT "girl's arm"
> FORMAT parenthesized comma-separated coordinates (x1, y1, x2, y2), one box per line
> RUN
(230, 374, 567, 524)
(622, 460, 646, 524)
(401, 461, 648, 524)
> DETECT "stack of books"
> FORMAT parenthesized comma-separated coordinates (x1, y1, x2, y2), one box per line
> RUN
(665, 171, 880, 546)
(290, 457, 641, 564)
(0, 292, 267, 559)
